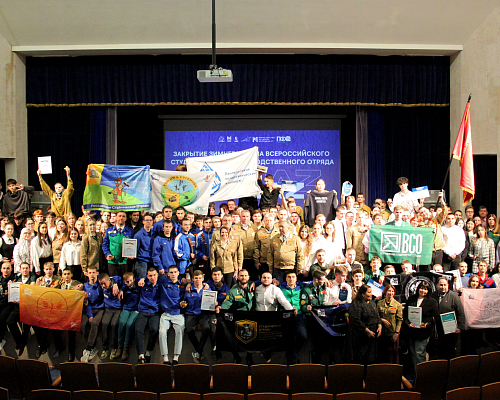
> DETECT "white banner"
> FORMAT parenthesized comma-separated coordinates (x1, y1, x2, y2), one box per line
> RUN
(186, 147, 261, 202)
(461, 288, 500, 329)
(150, 169, 215, 214)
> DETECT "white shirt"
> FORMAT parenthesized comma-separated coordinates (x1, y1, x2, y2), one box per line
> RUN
(255, 284, 294, 311)
(308, 235, 328, 268)
(59, 241, 82, 270)
(391, 190, 421, 217)
(441, 225, 466, 256)
(323, 280, 352, 305)
(332, 219, 347, 250)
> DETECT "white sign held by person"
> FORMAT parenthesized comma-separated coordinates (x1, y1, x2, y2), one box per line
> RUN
(462, 288, 500, 329)
(186, 147, 261, 202)
(150, 169, 216, 214)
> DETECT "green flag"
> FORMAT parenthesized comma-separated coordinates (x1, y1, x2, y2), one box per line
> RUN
(368, 225, 434, 265)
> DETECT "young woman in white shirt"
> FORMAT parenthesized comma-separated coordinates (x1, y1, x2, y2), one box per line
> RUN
(30, 222, 53, 274)
(59, 228, 82, 281)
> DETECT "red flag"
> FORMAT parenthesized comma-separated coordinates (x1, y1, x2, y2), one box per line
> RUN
(452, 97, 474, 205)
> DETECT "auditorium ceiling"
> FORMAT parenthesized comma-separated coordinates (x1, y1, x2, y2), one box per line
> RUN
(1, 0, 499, 56)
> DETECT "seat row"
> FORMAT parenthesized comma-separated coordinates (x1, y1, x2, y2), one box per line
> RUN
(4, 386, 500, 400)
(2, 352, 500, 400)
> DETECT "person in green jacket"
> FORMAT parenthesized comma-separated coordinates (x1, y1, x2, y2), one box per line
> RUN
(219, 269, 254, 364)
(280, 270, 307, 364)
(220, 269, 254, 311)
(300, 269, 327, 363)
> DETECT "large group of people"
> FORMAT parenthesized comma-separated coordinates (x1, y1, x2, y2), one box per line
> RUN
(0, 166, 498, 372)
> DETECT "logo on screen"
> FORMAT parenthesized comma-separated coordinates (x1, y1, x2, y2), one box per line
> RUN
(200, 162, 221, 195)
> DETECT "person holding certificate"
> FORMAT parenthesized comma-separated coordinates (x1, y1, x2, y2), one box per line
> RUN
(403, 281, 438, 372)
(432, 277, 465, 360)
(0, 261, 24, 355)
(182, 270, 214, 364)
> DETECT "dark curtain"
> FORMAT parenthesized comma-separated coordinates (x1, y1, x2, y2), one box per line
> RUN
(27, 107, 107, 215)
(356, 107, 369, 199)
(367, 110, 386, 206)
(472, 155, 497, 214)
(26, 54, 450, 107)
(366, 107, 450, 207)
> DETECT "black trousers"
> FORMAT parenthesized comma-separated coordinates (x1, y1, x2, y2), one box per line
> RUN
(186, 313, 213, 354)
(0, 303, 23, 347)
(135, 312, 160, 355)
(101, 308, 121, 350)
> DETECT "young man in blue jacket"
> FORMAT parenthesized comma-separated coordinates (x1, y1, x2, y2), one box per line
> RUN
(174, 218, 196, 278)
(98, 273, 122, 360)
(116, 271, 139, 361)
(81, 265, 104, 362)
(135, 266, 161, 363)
(182, 269, 213, 363)
(152, 220, 176, 274)
(158, 264, 185, 365)
(133, 213, 154, 278)
(152, 205, 173, 240)
(195, 217, 213, 273)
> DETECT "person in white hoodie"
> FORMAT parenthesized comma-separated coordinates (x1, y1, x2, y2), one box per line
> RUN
(60, 228, 82, 280)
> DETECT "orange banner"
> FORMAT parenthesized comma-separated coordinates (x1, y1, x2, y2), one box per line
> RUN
(19, 285, 84, 331)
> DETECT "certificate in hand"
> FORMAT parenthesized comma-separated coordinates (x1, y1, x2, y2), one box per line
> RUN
(367, 279, 384, 298)
(440, 311, 458, 335)
(8, 281, 21, 302)
(408, 306, 422, 327)
(201, 290, 217, 311)
(122, 238, 137, 258)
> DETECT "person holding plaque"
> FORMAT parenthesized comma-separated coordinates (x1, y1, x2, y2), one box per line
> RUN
(182, 270, 214, 363)
(403, 281, 438, 372)
(432, 277, 465, 360)
(0, 262, 24, 354)
(102, 211, 134, 277)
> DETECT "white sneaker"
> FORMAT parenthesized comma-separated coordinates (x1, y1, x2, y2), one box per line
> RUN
(81, 350, 90, 362)
(0, 339, 6, 351)
(192, 351, 201, 363)
(88, 347, 98, 361)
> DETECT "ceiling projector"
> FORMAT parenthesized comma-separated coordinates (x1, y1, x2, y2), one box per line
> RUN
(197, 68, 233, 83)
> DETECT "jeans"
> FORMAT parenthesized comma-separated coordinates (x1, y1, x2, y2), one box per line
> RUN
(159, 312, 185, 357)
(409, 336, 430, 372)
(118, 309, 139, 348)
(134, 261, 152, 279)
(286, 313, 307, 364)
(272, 268, 288, 284)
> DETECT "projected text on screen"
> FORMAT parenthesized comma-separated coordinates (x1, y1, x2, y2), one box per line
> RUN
(165, 130, 340, 203)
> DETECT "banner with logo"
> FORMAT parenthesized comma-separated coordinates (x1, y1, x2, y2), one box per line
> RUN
(388, 271, 454, 302)
(149, 169, 216, 214)
(19, 285, 84, 331)
(217, 310, 295, 352)
(368, 225, 434, 265)
(462, 288, 500, 329)
(312, 304, 349, 336)
(185, 147, 261, 202)
(83, 164, 151, 211)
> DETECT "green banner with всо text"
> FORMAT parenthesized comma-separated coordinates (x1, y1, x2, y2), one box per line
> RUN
(368, 225, 434, 265)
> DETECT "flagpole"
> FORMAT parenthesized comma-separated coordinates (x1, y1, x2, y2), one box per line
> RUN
(436, 94, 471, 208)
